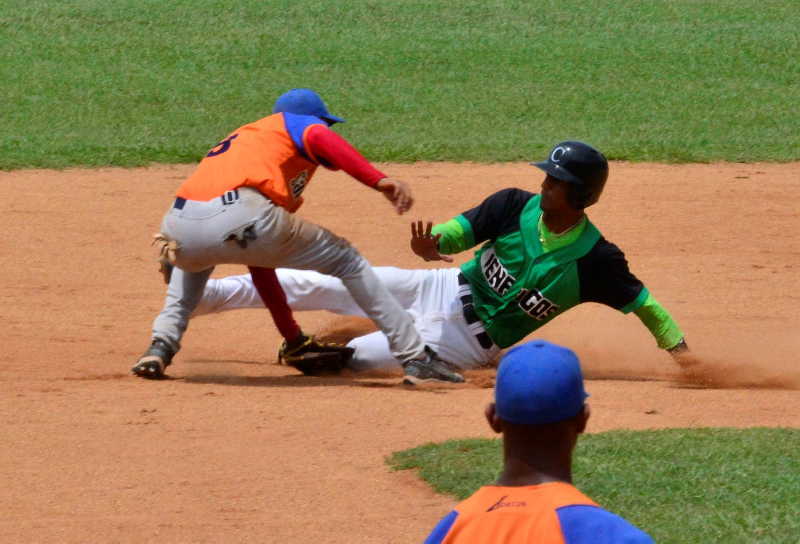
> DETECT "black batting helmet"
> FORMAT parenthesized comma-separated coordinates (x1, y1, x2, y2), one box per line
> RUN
(531, 141, 609, 208)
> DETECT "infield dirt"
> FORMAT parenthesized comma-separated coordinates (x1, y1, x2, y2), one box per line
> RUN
(2, 162, 798, 542)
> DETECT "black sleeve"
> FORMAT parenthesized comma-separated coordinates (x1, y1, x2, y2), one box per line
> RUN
(461, 188, 535, 244)
(577, 238, 645, 310)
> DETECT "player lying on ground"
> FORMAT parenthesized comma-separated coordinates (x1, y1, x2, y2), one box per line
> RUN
(132, 88, 463, 384)
(192, 141, 691, 372)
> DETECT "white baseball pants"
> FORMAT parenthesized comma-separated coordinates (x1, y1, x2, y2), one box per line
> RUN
(194, 267, 501, 371)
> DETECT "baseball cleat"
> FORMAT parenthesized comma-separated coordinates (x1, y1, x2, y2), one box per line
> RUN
(132, 338, 174, 379)
(402, 347, 465, 385)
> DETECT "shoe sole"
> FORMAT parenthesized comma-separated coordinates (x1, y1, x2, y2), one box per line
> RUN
(132, 356, 166, 379)
(402, 374, 465, 385)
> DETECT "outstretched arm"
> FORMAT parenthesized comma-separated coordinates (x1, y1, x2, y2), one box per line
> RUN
(248, 266, 302, 343)
(632, 294, 692, 365)
(248, 266, 354, 373)
(632, 294, 684, 350)
(305, 125, 412, 214)
(411, 188, 538, 262)
(577, 239, 692, 365)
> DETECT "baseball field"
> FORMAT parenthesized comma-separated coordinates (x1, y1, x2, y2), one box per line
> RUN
(2, 1, 799, 542)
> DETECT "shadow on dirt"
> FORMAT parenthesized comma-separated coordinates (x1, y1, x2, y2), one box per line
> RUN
(181, 373, 477, 393)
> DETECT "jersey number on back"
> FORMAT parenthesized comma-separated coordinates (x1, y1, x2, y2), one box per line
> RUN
(206, 134, 239, 157)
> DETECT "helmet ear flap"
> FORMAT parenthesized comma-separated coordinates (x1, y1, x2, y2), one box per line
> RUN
(566, 184, 588, 209)
(567, 182, 597, 209)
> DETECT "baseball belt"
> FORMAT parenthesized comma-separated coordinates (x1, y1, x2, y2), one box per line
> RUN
(173, 188, 240, 210)
(457, 273, 495, 350)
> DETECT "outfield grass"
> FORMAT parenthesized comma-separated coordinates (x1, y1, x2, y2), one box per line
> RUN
(1, 0, 798, 169)
(389, 428, 800, 543)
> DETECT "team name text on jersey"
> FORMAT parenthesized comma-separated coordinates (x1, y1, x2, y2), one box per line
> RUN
(481, 249, 516, 295)
(516, 288, 559, 320)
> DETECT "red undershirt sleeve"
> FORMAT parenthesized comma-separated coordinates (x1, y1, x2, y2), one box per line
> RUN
(305, 124, 386, 188)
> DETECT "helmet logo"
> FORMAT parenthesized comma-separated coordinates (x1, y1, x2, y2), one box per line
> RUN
(550, 146, 566, 163)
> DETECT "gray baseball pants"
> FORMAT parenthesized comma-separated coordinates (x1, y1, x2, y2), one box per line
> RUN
(150, 187, 426, 363)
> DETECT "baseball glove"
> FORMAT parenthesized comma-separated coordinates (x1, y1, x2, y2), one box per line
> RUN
(152, 233, 179, 284)
(278, 335, 354, 376)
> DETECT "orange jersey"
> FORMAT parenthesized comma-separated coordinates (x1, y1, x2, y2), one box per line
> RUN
(176, 113, 325, 212)
(425, 482, 653, 544)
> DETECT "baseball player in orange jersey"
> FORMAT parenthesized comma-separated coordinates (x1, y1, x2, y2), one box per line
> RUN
(424, 340, 654, 543)
(132, 88, 464, 384)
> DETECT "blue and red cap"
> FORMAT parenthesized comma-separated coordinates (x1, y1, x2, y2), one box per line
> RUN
(272, 88, 345, 125)
(495, 340, 589, 425)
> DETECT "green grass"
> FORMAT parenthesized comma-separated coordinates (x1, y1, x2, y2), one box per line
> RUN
(388, 428, 800, 543)
(1, 0, 798, 169)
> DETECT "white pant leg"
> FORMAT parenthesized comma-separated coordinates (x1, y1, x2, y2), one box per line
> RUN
(195, 267, 427, 371)
(196, 265, 500, 370)
(197, 266, 424, 316)
(346, 268, 500, 370)
(408, 268, 501, 369)
(193, 274, 264, 316)
(346, 331, 396, 371)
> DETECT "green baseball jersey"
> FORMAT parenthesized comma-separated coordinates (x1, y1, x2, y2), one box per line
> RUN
(440, 189, 649, 348)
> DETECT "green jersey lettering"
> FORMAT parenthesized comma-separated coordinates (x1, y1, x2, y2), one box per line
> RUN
(480, 248, 516, 295)
(516, 288, 558, 320)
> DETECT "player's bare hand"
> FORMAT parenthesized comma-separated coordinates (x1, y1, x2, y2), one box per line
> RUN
(376, 178, 414, 215)
(410, 220, 454, 262)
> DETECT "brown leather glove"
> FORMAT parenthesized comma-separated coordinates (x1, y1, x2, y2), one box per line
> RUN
(277, 335, 354, 376)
